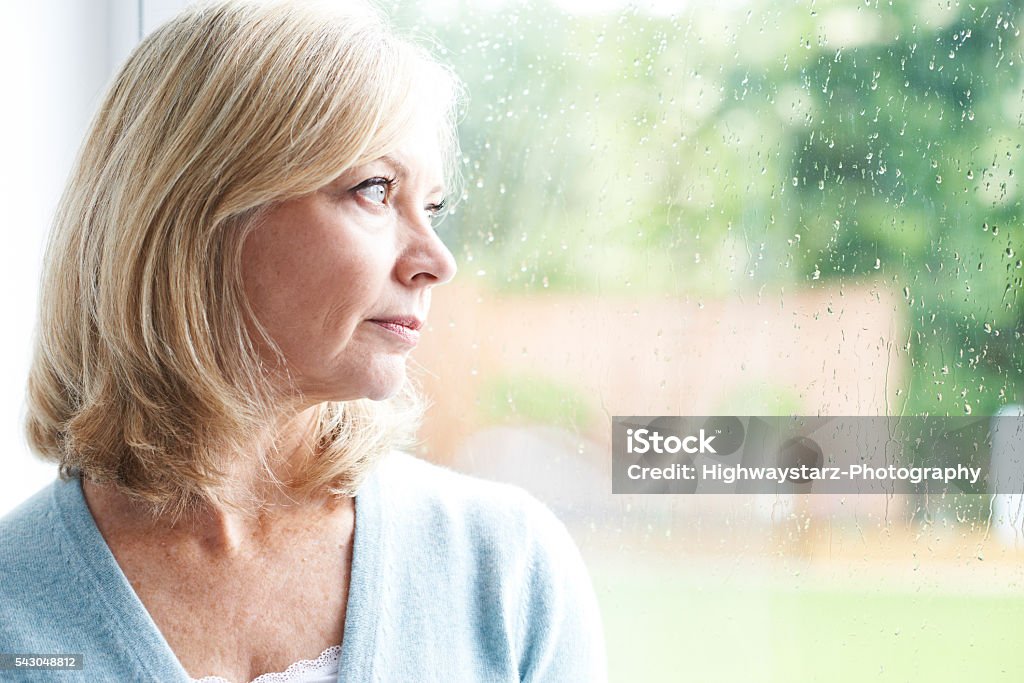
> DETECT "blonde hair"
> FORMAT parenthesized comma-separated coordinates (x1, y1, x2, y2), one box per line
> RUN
(25, 0, 463, 518)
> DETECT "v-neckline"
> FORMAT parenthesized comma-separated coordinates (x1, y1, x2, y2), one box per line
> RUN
(51, 465, 386, 682)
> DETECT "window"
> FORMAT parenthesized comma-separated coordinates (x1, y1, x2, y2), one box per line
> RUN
(8, 1, 1021, 678)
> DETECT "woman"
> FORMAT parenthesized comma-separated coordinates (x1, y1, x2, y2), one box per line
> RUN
(0, 1, 607, 681)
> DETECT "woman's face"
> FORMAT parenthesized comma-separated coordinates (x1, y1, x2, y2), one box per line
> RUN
(241, 125, 457, 403)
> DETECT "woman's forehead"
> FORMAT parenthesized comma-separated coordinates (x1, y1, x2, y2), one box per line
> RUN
(355, 121, 448, 190)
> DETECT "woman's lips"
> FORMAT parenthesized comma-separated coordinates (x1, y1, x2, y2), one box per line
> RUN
(368, 319, 421, 345)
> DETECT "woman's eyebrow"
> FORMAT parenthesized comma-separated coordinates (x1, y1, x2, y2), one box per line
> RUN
(378, 154, 445, 196)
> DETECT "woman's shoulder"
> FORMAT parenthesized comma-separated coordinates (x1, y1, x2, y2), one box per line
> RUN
(0, 478, 86, 650)
(366, 451, 607, 680)
(0, 479, 65, 569)
(368, 450, 598, 624)
(371, 450, 574, 550)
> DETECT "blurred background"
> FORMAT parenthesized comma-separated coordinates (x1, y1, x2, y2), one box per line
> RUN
(3, 0, 1024, 680)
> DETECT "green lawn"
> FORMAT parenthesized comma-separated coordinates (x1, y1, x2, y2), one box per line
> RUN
(592, 561, 1024, 682)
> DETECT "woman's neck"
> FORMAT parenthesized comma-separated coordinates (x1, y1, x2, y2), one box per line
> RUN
(80, 406, 353, 557)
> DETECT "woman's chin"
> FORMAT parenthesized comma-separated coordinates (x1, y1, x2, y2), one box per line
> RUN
(361, 382, 404, 402)
(341, 366, 408, 402)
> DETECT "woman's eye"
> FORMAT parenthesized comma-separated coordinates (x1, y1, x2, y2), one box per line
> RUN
(426, 198, 448, 222)
(353, 178, 393, 205)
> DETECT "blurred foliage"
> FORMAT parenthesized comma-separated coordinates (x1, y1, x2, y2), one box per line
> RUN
(478, 373, 594, 429)
(389, 0, 1024, 417)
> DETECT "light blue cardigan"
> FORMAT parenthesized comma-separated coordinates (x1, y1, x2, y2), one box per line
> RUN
(0, 452, 607, 682)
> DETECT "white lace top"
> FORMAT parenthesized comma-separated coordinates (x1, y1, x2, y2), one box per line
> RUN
(191, 645, 341, 683)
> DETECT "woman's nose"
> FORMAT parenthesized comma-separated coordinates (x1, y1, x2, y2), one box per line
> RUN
(395, 215, 458, 287)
